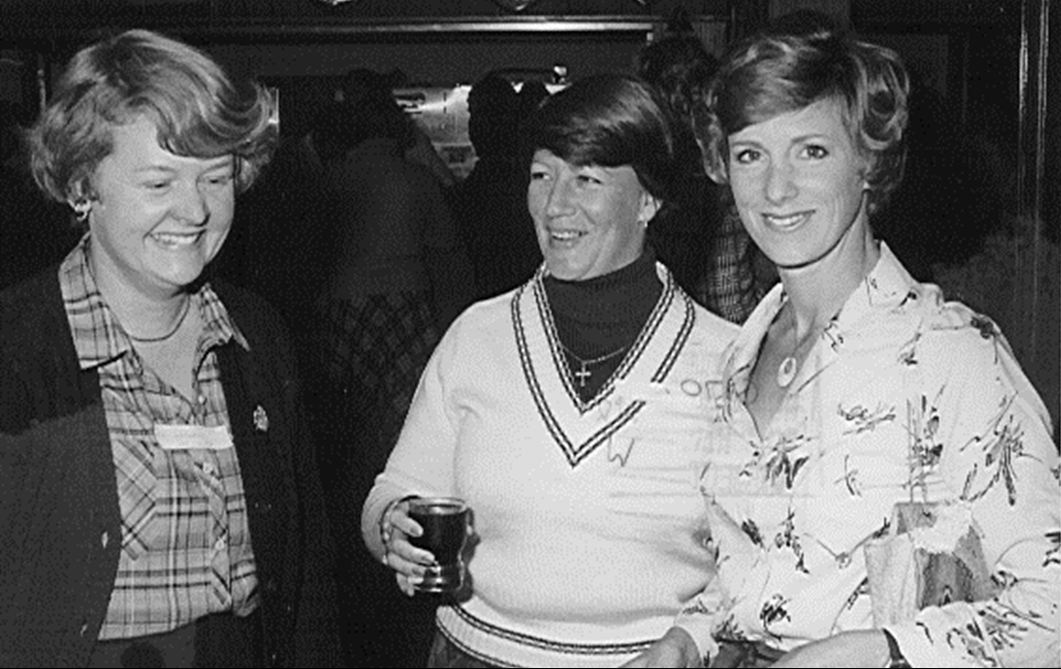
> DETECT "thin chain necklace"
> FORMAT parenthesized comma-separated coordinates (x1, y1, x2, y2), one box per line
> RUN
(127, 298, 192, 344)
(776, 305, 820, 389)
(558, 340, 630, 388)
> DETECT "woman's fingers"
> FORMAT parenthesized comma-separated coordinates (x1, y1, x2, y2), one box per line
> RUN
(380, 498, 441, 596)
(381, 527, 431, 597)
(381, 505, 437, 578)
(389, 511, 428, 548)
(384, 541, 430, 573)
(395, 571, 419, 597)
(387, 531, 437, 565)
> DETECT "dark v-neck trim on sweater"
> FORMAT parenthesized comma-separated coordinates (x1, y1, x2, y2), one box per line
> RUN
(543, 249, 662, 401)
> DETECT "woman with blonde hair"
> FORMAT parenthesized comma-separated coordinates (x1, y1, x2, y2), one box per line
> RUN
(630, 13, 1059, 668)
(1, 29, 341, 667)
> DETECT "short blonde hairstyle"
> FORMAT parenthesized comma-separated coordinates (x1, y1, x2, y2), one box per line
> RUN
(700, 17, 909, 216)
(28, 29, 276, 207)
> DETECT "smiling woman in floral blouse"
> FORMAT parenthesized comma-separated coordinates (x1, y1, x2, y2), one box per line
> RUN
(627, 11, 1060, 669)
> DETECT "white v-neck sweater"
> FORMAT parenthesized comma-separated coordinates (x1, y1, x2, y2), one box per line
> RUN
(363, 264, 738, 667)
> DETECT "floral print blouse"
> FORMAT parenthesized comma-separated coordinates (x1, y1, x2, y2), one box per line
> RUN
(676, 244, 1060, 667)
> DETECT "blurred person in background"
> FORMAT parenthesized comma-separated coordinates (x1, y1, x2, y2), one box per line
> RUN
(452, 72, 541, 300)
(638, 33, 764, 323)
(313, 82, 475, 667)
(340, 67, 458, 190)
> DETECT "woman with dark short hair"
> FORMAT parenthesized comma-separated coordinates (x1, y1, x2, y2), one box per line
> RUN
(361, 73, 739, 668)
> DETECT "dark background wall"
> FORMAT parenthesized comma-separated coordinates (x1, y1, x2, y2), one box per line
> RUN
(0, 0, 1056, 423)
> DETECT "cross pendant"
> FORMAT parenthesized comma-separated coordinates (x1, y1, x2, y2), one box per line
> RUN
(573, 363, 591, 388)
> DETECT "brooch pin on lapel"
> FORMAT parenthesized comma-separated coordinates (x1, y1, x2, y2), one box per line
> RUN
(253, 405, 269, 433)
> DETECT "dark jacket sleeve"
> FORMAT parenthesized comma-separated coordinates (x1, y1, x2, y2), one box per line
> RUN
(214, 281, 344, 668)
(0, 269, 121, 667)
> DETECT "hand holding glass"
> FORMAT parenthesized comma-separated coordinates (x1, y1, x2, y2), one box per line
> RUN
(406, 497, 470, 594)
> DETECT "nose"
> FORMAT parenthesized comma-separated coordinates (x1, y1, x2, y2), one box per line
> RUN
(544, 175, 575, 217)
(173, 180, 209, 225)
(764, 159, 798, 205)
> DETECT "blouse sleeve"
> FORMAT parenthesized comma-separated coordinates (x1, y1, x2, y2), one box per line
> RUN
(887, 319, 1060, 668)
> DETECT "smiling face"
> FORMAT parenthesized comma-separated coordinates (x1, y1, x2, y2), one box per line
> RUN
(726, 97, 871, 270)
(85, 116, 236, 300)
(527, 149, 659, 281)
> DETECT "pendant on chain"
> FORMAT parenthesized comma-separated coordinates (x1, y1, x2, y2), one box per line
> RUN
(573, 362, 592, 388)
(560, 342, 629, 390)
(776, 356, 798, 388)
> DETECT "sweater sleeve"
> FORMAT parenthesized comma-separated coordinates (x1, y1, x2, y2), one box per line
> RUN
(361, 314, 465, 562)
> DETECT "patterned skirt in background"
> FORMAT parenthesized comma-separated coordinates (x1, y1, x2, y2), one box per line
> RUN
(314, 291, 441, 476)
(314, 293, 442, 669)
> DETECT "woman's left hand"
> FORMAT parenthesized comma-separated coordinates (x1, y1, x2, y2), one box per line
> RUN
(769, 630, 889, 668)
(620, 627, 702, 667)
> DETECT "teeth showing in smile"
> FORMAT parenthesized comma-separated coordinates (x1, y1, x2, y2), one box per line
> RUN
(152, 232, 200, 248)
(550, 230, 582, 242)
(764, 212, 810, 228)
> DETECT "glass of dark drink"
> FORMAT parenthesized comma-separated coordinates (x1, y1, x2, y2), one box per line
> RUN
(407, 496, 470, 594)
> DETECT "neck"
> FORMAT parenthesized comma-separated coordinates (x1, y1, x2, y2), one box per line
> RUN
(544, 250, 660, 401)
(88, 246, 190, 340)
(777, 220, 879, 339)
(544, 250, 660, 350)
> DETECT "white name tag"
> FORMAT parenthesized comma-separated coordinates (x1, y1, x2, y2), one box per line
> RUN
(154, 423, 233, 451)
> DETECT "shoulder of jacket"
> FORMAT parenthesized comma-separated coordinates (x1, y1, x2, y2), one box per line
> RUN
(0, 268, 65, 354)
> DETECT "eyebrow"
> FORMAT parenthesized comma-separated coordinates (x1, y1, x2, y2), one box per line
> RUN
(133, 157, 234, 174)
(729, 131, 835, 147)
(790, 132, 834, 143)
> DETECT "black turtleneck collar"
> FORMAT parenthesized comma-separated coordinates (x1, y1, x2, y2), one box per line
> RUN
(543, 247, 662, 362)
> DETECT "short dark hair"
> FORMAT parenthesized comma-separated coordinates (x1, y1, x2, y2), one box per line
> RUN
(700, 14, 909, 216)
(525, 73, 678, 207)
(28, 29, 276, 206)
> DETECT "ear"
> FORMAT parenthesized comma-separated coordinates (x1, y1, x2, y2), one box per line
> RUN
(859, 152, 876, 191)
(65, 177, 97, 206)
(699, 127, 731, 185)
(65, 184, 83, 209)
(638, 192, 662, 226)
(859, 170, 874, 195)
(704, 162, 729, 186)
(68, 197, 91, 224)
(66, 180, 97, 224)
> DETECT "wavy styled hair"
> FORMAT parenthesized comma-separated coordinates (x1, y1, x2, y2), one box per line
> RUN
(700, 18, 909, 216)
(524, 73, 679, 210)
(28, 29, 276, 208)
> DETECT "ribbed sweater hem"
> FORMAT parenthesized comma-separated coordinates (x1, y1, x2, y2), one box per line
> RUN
(436, 603, 659, 668)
